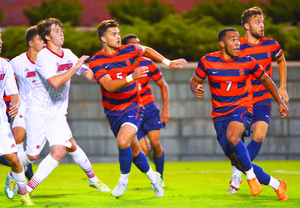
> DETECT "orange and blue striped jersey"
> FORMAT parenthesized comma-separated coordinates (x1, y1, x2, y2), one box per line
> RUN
(195, 51, 265, 122)
(239, 37, 282, 107)
(137, 57, 163, 106)
(89, 44, 143, 116)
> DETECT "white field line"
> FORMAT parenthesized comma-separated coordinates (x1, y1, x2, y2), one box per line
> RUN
(272, 170, 300, 174)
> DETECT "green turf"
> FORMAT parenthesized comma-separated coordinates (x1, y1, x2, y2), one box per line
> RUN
(0, 161, 299, 207)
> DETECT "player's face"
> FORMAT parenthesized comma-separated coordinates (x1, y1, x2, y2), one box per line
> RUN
(32, 35, 46, 52)
(0, 33, 3, 53)
(249, 15, 264, 39)
(224, 31, 240, 58)
(126, 38, 140, 45)
(104, 27, 121, 49)
(47, 24, 64, 46)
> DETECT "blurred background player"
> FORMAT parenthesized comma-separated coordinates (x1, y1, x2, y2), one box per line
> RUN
(0, 32, 34, 205)
(122, 34, 169, 187)
(227, 6, 289, 194)
(89, 20, 186, 198)
(190, 28, 289, 201)
(14, 19, 110, 195)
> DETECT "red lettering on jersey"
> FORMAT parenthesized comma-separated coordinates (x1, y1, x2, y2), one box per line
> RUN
(57, 63, 73, 72)
(0, 73, 5, 80)
(26, 71, 36, 78)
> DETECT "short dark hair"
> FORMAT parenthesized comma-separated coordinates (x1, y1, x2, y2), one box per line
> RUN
(218, 28, 237, 42)
(37, 18, 62, 43)
(241, 7, 263, 27)
(25, 26, 38, 46)
(122, 34, 138, 45)
(97, 20, 119, 42)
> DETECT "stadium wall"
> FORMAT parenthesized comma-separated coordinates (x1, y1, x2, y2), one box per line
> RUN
(39, 62, 300, 163)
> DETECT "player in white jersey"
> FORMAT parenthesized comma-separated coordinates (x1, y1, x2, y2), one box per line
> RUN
(5, 26, 109, 200)
(16, 19, 110, 195)
(0, 32, 34, 205)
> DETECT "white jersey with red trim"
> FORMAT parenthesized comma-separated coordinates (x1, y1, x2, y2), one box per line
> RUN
(27, 47, 87, 115)
(10, 52, 36, 114)
(0, 58, 18, 127)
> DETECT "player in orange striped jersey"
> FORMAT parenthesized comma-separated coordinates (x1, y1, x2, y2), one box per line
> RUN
(227, 6, 289, 194)
(122, 34, 169, 187)
(89, 20, 186, 198)
(190, 28, 289, 200)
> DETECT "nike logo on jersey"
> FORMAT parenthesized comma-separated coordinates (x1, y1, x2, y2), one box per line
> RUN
(233, 114, 239, 117)
(128, 116, 134, 118)
(265, 115, 270, 118)
(212, 71, 218, 74)
(104, 65, 109, 69)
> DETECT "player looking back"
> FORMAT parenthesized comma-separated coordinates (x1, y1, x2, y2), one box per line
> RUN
(89, 19, 186, 198)
(122, 34, 169, 186)
(227, 6, 289, 194)
(190, 28, 289, 201)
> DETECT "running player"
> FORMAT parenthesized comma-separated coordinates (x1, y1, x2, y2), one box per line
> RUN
(227, 6, 289, 194)
(190, 28, 289, 201)
(15, 18, 109, 195)
(89, 20, 186, 198)
(0, 32, 34, 205)
(122, 34, 169, 187)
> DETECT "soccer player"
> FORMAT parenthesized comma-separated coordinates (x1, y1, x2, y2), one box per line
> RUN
(227, 6, 289, 194)
(15, 18, 110, 195)
(0, 32, 34, 205)
(89, 20, 186, 198)
(122, 34, 169, 186)
(190, 28, 289, 201)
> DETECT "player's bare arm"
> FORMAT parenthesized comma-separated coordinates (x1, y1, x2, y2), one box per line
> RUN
(276, 54, 289, 104)
(142, 46, 187, 69)
(190, 73, 205, 99)
(81, 68, 96, 82)
(8, 94, 20, 118)
(47, 55, 90, 88)
(156, 77, 169, 124)
(100, 66, 148, 93)
(258, 73, 289, 118)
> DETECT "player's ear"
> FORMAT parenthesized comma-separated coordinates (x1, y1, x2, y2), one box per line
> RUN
(101, 36, 106, 43)
(244, 23, 250, 31)
(28, 40, 34, 47)
(45, 35, 51, 42)
(219, 40, 225, 48)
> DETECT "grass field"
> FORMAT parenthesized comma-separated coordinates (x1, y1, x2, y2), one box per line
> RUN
(0, 160, 299, 208)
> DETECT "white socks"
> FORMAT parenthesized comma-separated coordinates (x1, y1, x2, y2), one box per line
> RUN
(245, 167, 256, 180)
(11, 170, 27, 196)
(269, 176, 280, 190)
(146, 167, 157, 184)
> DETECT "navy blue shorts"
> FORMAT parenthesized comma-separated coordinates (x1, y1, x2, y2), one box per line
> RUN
(251, 105, 271, 125)
(106, 107, 144, 138)
(214, 107, 252, 156)
(137, 102, 165, 140)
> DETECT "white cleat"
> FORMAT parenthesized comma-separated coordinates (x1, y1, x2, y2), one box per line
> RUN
(151, 172, 164, 197)
(89, 180, 111, 192)
(111, 181, 127, 199)
(5, 174, 17, 199)
(161, 179, 165, 188)
(227, 175, 242, 194)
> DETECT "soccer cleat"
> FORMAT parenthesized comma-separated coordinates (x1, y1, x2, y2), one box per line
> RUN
(5, 174, 17, 199)
(111, 181, 127, 199)
(89, 180, 111, 192)
(227, 175, 242, 194)
(247, 177, 262, 196)
(151, 172, 164, 197)
(20, 193, 34, 205)
(275, 180, 289, 201)
(161, 179, 165, 188)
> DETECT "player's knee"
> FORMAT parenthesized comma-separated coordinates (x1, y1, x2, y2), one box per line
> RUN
(117, 140, 130, 149)
(253, 134, 265, 143)
(227, 135, 240, 146)
(27, 154, 40, 162)
(51, 149, 66, 161)
(6, 156, 19, 167)
(151, 140, 162, 150)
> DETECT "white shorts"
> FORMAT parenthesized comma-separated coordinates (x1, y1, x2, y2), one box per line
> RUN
(12, 111, 26, 129)
(0, 123, 18, 156)
(25, 113, 73, 156)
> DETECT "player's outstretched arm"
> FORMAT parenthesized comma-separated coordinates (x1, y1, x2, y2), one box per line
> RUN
(8, 94, 20, 118)
(48, 55, 90, 88)
(190, 73, 205, 99)
(81, 68, 96, 82)
(143, 46, 187, 69)
(276, 54, 289, 104)
(258, 73, 289, 118)
(100, 66, 149, 93)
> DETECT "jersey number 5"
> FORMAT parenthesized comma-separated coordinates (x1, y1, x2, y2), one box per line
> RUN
(117, 72, 123, 79)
